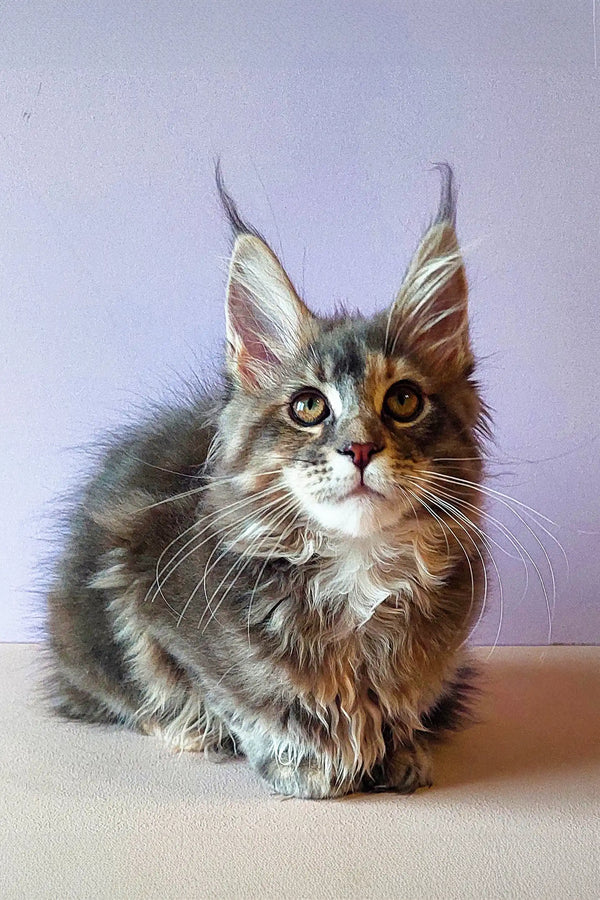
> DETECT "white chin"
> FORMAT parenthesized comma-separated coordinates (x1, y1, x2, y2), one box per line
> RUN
(302, 493, 395, 538)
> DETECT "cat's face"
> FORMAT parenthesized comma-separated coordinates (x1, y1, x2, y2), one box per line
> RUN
(215, 171, 485, 542)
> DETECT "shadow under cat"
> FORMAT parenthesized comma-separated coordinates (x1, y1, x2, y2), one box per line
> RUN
(431, 648, 600, 790)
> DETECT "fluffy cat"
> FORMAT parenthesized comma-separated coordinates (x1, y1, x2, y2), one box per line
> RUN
(45, 164, 488, 798)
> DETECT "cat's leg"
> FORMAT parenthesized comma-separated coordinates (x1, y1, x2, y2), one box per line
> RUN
(232, 716, 357, 799)
(254, 749, 350, 799)
(252, 749, 353, 799)
(47, 669, 137, 725)
(249, 733, 432, 798)
(149, 695, 238, 758)
(363, 738, 433, 794)
(363, 665, 478, 793)
(115, 630, 238, 757)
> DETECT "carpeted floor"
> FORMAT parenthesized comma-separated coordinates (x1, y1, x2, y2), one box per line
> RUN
(1, 644, 599, 899)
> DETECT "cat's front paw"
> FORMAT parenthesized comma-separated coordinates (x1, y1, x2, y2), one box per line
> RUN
(364, 744, 433, 795)
(256, 753, 350, 800)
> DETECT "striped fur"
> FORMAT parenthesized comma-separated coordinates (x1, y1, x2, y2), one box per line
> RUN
(45, 165, 488, 798)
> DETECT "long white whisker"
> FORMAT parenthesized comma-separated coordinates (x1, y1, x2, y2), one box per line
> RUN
(429, 471, 569, 583)
(197, 492, 291, 616)
(402, 486, 477, 629)
(147, 486, 285, 608)
(135, 468, 286, 513)
(198, 498, 301, 634)
(408, 476, 529, 613)
(125, 455, 204, 479)
(405, 480, 503, 652)
(245, 506, 304, 647)
(407, 476, 525, 563)
(176, 492, 288, 627)
(423, 470, 563, 532)
(419, 471, 561, 642)
(201, 500, 300, 633)
(406, 475, 530, 632)
(148, 481, 286, 607)
(406, 483, 495, 635)
(408, 474, 552, 645)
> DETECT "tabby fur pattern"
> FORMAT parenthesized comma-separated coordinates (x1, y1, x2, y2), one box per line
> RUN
(45, 164, 487, 798)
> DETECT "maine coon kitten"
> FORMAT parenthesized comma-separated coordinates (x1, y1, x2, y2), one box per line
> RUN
(45, 164, 487, 799)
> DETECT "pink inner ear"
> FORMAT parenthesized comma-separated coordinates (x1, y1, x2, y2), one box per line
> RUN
(418, 271, 468, 345)
(228, 283, 283, 372)
(402, 266, 470, 373)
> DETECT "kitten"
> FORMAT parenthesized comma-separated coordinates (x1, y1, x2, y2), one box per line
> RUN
(45, 164, 488, 799)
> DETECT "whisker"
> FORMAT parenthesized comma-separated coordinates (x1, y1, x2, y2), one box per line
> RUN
(408, 473, 554, 645)
(402, 484, 450, 557)
(407, 476, 523, 562)
(420, 470, 561, 530)
(147, 481, 287, 607)
(408, 476, 529, 605)
(132, 480, 221, 513)
(431, 457, 486, 462)
(401, 486, 478, 629)
(425, 470, 567, 572)
(125, 455, 204, 479)
(197, 492, 291, 616)
(147, 484, 284, 607)
(404, 480, 503, 650)
(202, 500, 300, 632)
(198, 498, 301, 634)
(155, 489, 286, 611)
(135, 468, 287, 513)
(420, 470, 566, 638)
(245, 506, 305, 646)
(176, 492, 288, 627)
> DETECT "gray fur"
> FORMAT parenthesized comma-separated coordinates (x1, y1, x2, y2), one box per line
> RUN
(45, 169, 487, 798)
(433, 161, 457, 226)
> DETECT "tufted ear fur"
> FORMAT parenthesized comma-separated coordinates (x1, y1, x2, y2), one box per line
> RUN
(225, 233, 315, 391)
(388, 165, 472, 377)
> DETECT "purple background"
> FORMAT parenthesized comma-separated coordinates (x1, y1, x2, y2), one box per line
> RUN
(2, 2, 599, 643)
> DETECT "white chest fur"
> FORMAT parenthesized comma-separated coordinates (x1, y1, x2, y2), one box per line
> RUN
(307, 538, 416, 625)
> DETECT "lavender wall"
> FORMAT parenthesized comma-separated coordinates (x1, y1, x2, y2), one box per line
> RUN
(2, 2, 599, 643)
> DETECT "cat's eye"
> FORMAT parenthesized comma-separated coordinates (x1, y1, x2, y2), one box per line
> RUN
(290, 390, 330, 426)
(382, 381, 424, 423)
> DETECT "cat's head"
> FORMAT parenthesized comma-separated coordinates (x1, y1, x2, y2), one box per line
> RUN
(212, 165, 486, 543)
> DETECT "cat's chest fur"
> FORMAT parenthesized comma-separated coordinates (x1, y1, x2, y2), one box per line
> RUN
(303, 533, 441, 624)
(267, 538, 448, 775)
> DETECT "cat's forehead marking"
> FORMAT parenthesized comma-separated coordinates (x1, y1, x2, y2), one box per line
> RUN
(324, 329, 366, 382)
(364, 351, 422, 383)
(307, 319, 435, 416)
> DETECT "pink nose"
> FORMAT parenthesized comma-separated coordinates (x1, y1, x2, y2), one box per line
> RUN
(340, 442, 381, 472)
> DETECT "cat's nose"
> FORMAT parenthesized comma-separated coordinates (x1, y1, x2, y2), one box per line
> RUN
(338, 442, 382, 472)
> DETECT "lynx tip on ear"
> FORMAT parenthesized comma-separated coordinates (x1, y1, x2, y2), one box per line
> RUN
(431, 162, 457, 227)
(214, 158, 264, 243)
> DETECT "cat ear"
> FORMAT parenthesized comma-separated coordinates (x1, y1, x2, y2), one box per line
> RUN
(388, 165, 472, 376)
(225, 233, 314, 390)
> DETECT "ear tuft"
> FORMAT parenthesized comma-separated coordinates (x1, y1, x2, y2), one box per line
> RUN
(387, 166, 471, 377)
(431, 161, 457, 227)
(215, 159, 264, 241)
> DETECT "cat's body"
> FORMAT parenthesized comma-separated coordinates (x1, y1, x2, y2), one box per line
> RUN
(46, 166, 488, 798)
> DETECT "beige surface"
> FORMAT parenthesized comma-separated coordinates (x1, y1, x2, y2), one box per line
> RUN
(1, 645, 599, 900)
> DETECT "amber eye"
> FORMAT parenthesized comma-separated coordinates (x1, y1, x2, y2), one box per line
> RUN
(290, 390, 330, 426)
(382, 381, 424, 423)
